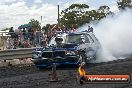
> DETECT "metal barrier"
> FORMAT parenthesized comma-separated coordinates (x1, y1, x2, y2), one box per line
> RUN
(0, 31, 10, 37)
(0, 48, 36, 60)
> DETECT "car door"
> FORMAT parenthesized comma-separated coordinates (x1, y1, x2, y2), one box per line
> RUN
(83, 34, 97, 58)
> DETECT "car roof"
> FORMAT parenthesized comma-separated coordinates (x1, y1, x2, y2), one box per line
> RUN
(68, 31, 92, 35)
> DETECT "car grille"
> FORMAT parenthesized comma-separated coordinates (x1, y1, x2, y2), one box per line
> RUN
(42, 51, 53, 58)
(42, 50, 65, 58)
(53, 51, 65, 57)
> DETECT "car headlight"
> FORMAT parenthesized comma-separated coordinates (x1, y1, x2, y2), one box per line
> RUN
(32, 53, 42, 58)
(66, 51, 77, 55)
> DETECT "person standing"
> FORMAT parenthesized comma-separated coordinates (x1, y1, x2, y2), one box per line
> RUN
(6, 37, 13, 49)
(9, 27, 15, 38)
(22, 28, 27, 40)
(88, 26, 93, 33)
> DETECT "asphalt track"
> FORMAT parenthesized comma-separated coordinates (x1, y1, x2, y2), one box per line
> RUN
(0, 58, 132, 88)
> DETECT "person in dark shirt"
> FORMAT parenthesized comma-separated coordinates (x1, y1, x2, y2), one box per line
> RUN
(88, 26, 93, 33)
(28, 28, 32, 39)
(89, 27, 93, 33)
(9, 27, 15, 38)
(22, 28, 27, 40)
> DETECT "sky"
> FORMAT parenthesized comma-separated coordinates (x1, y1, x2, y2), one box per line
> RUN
(0, 0, 118, 29)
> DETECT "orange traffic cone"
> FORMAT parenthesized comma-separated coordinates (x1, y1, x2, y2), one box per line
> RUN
(49, 63, 58, 82)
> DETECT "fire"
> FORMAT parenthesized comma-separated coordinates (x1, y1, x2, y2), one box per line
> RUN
(78, 65, 86, 76)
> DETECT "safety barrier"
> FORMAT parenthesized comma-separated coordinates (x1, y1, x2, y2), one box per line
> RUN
(0, 47, 40, 60)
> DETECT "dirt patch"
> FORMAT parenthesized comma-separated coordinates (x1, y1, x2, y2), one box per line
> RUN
(0, 58, 132, 88)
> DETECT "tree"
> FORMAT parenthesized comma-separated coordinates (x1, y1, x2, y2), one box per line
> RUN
(98, 5, 110, 15)
(42, 24, 50, 34)
(18, 24, 32, 29)
(1, 28, 10, 31)
(85, 10, 99, 21)
(42, 24, 58, 34)
(97, 5, 113, 19)
(60, 4, 115, 29)
(60, 4, 89, 28)
(28, 19, 41, 31)
(117, 0, 132, 10)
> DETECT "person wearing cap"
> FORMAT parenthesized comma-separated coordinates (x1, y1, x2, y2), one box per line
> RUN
(55, 37, 64, 48)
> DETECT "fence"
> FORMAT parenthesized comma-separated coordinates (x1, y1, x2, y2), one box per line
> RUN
(0, 48, 33, 60)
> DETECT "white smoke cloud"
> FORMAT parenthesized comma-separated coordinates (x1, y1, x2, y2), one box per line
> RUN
(95, 9, 132, 55)
(78, 9, 132, 62)
(34, 0, 42, 4)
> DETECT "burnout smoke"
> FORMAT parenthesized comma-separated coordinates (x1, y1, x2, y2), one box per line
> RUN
(78, 9, 132, 63)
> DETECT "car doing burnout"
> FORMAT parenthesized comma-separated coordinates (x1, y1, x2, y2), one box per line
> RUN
(32, 31, 101, 69)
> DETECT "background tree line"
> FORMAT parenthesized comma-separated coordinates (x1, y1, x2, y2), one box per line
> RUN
(59, 0, 132, 29)
(2, 0, 132, 32)
(42, 0, 132, 33)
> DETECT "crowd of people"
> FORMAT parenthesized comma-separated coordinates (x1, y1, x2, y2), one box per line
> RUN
(6, 27, 47, 49)
(5, 25, 93, 49)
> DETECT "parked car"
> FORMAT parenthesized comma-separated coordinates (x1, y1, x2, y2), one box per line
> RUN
(31, 31, 101, 69)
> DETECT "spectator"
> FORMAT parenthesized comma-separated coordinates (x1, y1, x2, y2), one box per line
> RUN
(9, 27, 15, 38)
(35, 31, 41, 46)
(71, 28, 76, 32)
(23, 40, 31, 48)
(88, 26, 93, 33)
(14, 29, 19, 40)
(6, 37, 13, 49)
(28, 28, 32, 39)
(57, 27, 62, 32)
(88, 26, 90, 30)
(13, 38, 18, 49)
(18, 40, 23, 48)
(40, 33, 47, 47)
(22, 28, 27, 40)
(28, 28, 34, 46)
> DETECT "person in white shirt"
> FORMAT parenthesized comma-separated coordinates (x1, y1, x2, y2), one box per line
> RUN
(6, 37, 13, 49)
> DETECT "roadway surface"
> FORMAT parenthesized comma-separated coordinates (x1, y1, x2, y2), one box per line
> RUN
(0, 58, 132, 88)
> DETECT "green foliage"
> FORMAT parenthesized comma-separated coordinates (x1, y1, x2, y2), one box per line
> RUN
(1, 28, 10, 31)
(42, 24, 50, 34)
(42, 24, 58, 34)
(60, 4, 89, 28)
(28, 19, 41, 31)
(97, 5, 113, 20)
(18, 24, 32, 29)
(117, 0, 132, 10)
(60, 4, 112, 28)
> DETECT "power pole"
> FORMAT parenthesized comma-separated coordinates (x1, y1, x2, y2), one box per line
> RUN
(41, 16, 42, 30)
(57, 5, 60, 27)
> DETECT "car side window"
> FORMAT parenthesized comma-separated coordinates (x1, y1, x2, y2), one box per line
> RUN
(85, 34, 94, 43)
(84, 35, 90, 43)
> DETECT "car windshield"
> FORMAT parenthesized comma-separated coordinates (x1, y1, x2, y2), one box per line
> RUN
(48, 33, 85, 45)
(65, 34, 82, 44)
(48, 35, 67, 46)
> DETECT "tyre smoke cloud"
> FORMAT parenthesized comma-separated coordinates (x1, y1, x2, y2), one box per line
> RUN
(78, 9, 132, 62)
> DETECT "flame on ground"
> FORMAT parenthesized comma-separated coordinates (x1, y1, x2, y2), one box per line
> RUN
(78, 65, 86, 76)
